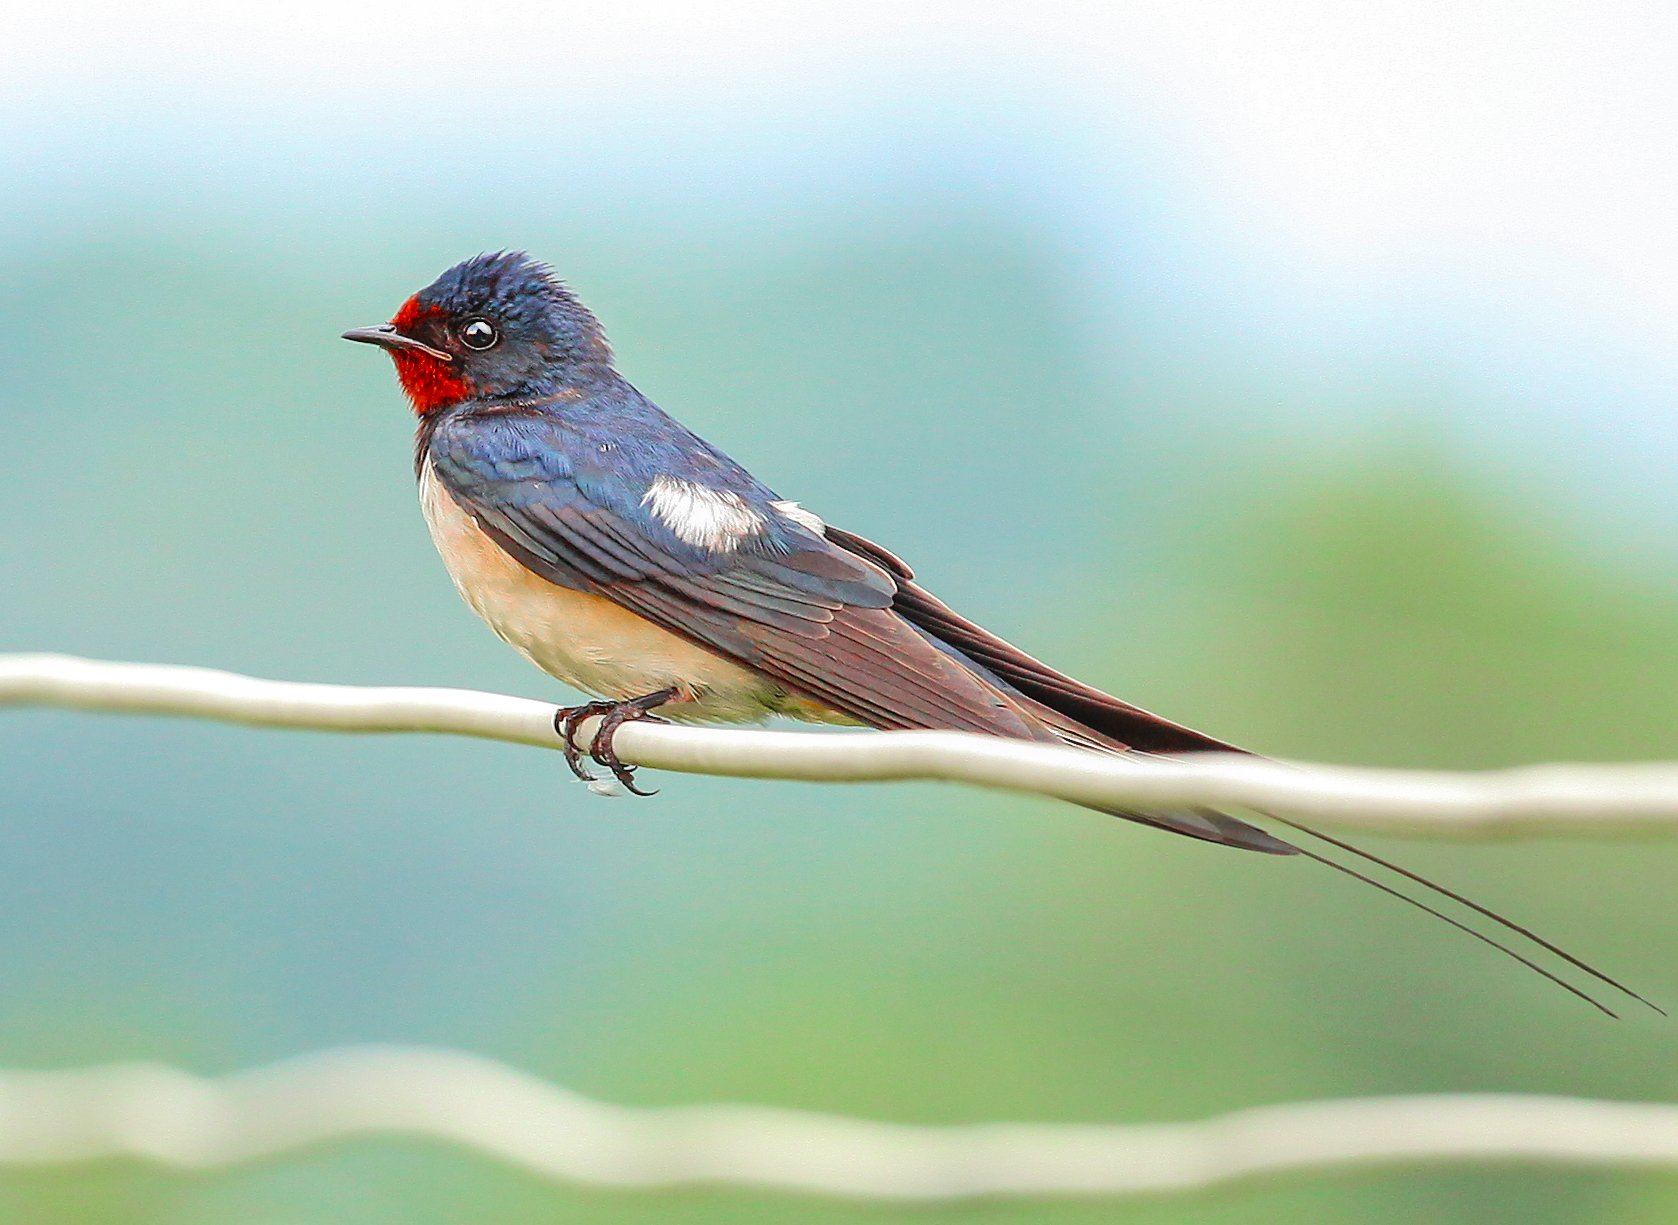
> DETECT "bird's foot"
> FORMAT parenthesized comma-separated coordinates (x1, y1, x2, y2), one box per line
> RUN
(553, 700, 618, 782)
(554, 689, 677, 796)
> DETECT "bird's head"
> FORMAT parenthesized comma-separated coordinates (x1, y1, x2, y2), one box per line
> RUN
(344, 251, 612, 414)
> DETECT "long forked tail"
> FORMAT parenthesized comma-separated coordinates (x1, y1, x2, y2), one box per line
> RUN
(1254, 812, 1661, 1019)
(1083, 785, 1654, 1016)
(825, 528, 1660, 1017)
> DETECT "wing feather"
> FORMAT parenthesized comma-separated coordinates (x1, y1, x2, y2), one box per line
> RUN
(424, 410, 1290, 852)
(428, 420, 1043, 738)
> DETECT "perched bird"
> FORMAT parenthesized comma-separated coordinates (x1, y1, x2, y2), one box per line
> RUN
(347, 250, 1651, 1016)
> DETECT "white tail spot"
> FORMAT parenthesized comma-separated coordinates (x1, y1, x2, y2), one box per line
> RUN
(770, 500, 826, 536)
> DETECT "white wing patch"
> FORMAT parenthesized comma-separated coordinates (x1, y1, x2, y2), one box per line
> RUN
(770, 500, 826, 536)
(642, 476, 767, 552)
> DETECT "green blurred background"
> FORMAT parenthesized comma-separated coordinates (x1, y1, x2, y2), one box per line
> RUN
(5, 5, 1678, 1222)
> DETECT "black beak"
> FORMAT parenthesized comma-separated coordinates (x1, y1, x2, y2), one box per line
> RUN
(341, 324, 453, 362)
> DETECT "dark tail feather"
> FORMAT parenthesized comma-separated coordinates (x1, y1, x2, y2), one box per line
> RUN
(1104, 796, 1646, 1015)
(1272, 816, 1663, 1016)
(841, 525, 1652, 1015)
(1066, 742, 1649, 1013)
(1281, 837, 1620, 1017)
(1103, 804, 1299, 855)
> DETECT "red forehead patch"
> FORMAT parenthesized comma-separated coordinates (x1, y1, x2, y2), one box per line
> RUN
(388, 296, 469, 414)
(391, 294, 434, 332)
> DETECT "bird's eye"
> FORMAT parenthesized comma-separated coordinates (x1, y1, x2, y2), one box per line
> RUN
(459, 318, 499, 351)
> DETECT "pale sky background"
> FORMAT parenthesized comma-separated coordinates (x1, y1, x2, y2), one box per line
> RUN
(6, 0, 1678, 546)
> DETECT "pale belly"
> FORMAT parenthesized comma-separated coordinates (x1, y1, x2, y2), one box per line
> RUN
(419, 465, 854, 725)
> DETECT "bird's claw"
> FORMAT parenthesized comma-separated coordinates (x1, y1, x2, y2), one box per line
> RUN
(589, 707, 661, 796)
(553, 690, 675, 797)
(553, 701, 616, 782)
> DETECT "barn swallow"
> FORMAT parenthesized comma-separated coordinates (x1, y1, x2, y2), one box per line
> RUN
(346, 251, 1652, 1016)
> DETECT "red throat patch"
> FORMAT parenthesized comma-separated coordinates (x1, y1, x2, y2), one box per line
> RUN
(389, 297, 469, 414)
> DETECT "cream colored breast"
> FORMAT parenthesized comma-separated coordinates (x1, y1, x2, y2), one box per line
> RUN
(417, 463, 810, 723)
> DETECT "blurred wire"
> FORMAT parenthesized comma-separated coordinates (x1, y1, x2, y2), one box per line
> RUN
(4, 1045, 1678, 1200)
(8, 652, 1678, 836)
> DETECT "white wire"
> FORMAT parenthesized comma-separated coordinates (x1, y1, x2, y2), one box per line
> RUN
(6, 652, 1678, 836)
(1, 1045, 1676, 1200)
(7, 654, 1678, 1199)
